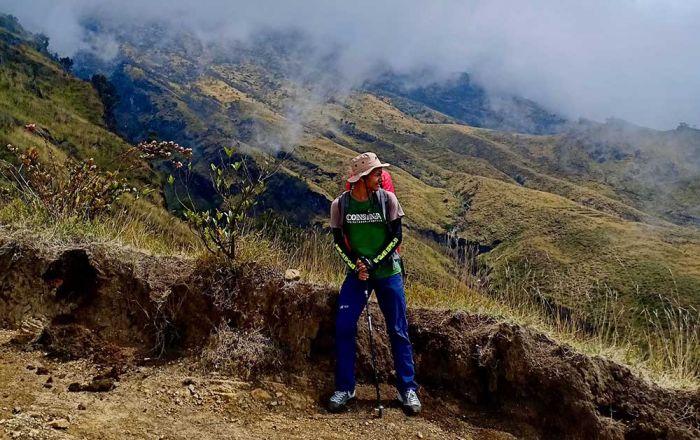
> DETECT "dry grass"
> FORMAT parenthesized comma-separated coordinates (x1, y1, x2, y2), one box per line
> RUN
(200, 321, 281, 380)
(236, 217, 345, 285)
(0, 195, 201, 256)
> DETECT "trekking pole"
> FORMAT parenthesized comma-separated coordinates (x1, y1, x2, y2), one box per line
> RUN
(364, 281, 384, 418)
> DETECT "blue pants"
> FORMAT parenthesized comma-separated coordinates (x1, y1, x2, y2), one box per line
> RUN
(335, 273, 418, 393)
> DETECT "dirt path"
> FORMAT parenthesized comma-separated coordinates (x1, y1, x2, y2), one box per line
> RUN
(0, 330, 518, 440)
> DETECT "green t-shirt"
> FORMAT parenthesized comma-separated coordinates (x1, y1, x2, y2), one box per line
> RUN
(341, 197, 401, 279)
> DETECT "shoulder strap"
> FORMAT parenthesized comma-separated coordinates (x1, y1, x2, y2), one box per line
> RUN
(374, 189, 391, 232)
(340, 191, 351, 231)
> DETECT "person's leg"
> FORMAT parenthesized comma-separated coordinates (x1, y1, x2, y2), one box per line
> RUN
(374, 273, 417, 393)
(334, 274, 369, 392)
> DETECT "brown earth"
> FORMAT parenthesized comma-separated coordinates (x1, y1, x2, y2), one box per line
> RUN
(0, 234, 698, 439)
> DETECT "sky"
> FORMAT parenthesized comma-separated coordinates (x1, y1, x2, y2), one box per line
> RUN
(2, 0, 700, 129)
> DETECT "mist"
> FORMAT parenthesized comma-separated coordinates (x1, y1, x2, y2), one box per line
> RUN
(2, 0, 700, 129)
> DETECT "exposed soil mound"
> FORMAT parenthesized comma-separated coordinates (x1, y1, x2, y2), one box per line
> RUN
(0, 235, 698, 439)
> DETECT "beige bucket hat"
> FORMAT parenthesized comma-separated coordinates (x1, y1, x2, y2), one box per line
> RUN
(347, 152, 390, 183)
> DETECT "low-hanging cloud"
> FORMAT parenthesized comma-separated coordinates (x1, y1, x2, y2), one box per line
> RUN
(2, 0, 700, 129)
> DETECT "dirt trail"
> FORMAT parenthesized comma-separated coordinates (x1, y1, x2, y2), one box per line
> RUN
(0, 235, 698, 439)
(0, 330, 515, 440)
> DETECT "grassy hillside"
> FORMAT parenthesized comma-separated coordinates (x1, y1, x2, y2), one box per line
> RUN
(0, 18, 197, 254)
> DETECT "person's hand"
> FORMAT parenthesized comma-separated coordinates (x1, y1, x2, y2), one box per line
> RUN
(356, 259, 369, 281)
(358, 257, 375, 272)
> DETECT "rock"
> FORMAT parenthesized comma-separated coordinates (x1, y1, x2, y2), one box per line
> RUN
(417, 433, 424, 439)
(36, 366, 49, 375)
(250, 388, 272, 401)
(11, 431, 20, 439)
(68, 378, 115, 393)
(284, 269, 301, 281)
(26, 365, 35, 370)
(78, 403, 86, 410)
(48, 418, 70, 429)
(12, 406, 21, 414)
(13, 316, 46, 344)
(187, 384, 196, 395)
(182, 378, 195, 386)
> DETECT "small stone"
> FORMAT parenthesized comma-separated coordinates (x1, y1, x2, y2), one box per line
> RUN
(15, 316, 46, 344)
(12, 406, 21, 414)
(284, 269, 301, 281)
(48, 418, 70, 429)
(187, 384, 196, 395)
(250, 388, 272, 401)
(36, 366, 49, 375)
(11, 431, 21, 439)
(26, 365, 35, 370)
(78, 403, 86, 410)
(182, 378, 195, 386)
(417, 433, 424, 439)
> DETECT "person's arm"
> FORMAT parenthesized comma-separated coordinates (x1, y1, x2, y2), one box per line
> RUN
(361, 217, 402, 271)
(332, 228, 357, 271)
(330, 197, 357, 271)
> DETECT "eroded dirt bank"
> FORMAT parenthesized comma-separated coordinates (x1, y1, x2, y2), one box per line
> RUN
(0, 235, 698, 439)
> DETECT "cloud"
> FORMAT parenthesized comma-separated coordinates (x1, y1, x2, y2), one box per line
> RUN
(2, 0, 700, 129)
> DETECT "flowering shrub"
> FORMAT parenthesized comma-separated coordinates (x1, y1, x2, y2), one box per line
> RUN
(134, 140, 192, 162)
(1, 144, 134, 220)
(0, 126, 197, 221)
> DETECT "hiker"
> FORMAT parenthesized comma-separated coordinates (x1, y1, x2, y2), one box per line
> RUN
(327, 152, 421, 415)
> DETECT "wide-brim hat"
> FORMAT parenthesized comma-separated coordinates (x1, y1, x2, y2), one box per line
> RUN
(347, 152, 390, 183)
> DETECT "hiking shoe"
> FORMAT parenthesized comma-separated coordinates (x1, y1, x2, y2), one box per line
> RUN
(398, 389, 421, 415)
(328, 390, 356, 412)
